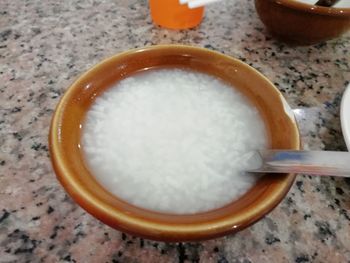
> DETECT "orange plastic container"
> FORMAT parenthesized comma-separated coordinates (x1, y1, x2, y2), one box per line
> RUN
(149, 0, 204, 29)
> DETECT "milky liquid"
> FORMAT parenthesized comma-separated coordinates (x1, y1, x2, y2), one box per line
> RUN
(82, 68, 268, 214)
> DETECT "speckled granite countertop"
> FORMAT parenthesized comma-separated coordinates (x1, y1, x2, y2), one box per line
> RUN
(1, 0, 350, 262)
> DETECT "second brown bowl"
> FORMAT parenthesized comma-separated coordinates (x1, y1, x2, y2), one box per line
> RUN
(255, 0, 350, 45)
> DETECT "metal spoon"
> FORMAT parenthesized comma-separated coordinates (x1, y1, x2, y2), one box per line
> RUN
(247, 150, 350, 177)
(315, 0, 341, 7)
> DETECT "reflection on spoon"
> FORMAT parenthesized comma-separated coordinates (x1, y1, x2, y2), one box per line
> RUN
(246, 150, 350, 177)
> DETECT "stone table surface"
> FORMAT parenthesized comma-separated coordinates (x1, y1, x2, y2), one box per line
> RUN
(1, 0, 350, 262)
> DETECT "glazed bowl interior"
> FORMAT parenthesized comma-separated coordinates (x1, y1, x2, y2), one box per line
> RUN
(278, 0, 350, 12)
(49, 45, 300, 242)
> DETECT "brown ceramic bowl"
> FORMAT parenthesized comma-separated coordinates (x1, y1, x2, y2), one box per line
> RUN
(255, 0, 350, 45)
(49, 45, 300, 242)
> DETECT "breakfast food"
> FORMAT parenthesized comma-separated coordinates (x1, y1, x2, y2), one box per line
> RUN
(82, 68, 267, 214)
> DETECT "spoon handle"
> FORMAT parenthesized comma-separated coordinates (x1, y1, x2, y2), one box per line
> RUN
(315, 0, 340, 7)
(248, 150, 350, 177)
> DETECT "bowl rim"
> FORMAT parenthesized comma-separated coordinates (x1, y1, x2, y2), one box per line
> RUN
(340, 83, 350, 150)
(49, 44, 300, 241)
(272, 0, 350, 16)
